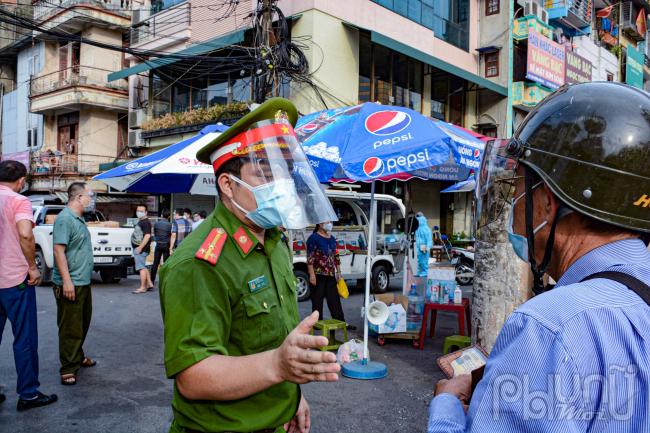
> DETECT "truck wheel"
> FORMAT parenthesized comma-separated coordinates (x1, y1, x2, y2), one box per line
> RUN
(35, 249, 50, 284)
(100, 270, 121, 284)
(371, 265, 389, 294)
(294, 270, 311, 302)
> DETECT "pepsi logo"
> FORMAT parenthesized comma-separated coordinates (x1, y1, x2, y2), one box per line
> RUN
(301, 123, 319, 134)
(365, 110, 412, 136)
(474, 149, 481, 159)
(363, 157, 384, 177)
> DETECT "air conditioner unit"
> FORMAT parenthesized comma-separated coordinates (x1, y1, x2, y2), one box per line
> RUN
(128, 108, 146, 129)
(621, 2, 645, 40)
(524, 0, 540, 18)
(539, 7, 549, 25)
(128, 130, 144, 148)
(131, 8, 150, 25)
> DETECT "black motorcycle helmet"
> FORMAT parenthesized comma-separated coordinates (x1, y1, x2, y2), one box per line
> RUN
(507, 82, 650, 293)
(510, 82, 650, 232)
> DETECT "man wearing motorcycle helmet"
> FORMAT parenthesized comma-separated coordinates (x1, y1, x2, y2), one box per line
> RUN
(428, 82, 650, 432)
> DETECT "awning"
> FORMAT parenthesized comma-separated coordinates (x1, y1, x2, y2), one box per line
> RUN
(343, 23, 508, 96)
(441, 178, 476, 193)
(107, 29, 246, 82)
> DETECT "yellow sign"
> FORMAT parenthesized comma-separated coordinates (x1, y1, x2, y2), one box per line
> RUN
(512, 81, 552, 108)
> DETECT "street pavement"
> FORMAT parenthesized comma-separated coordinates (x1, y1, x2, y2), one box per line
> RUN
(0, 275, 470, 433)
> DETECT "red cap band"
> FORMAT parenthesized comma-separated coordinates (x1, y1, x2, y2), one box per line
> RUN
(211, 123, 296, 172)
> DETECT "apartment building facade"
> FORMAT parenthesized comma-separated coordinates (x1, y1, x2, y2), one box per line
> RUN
(110, 0, 507, 233)
(478, 0, 650, 135)
(0, 0, 137, 204)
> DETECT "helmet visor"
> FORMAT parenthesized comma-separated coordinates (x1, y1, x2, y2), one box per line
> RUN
(226, 118, 337, 229)
(475, 139, 521, 236)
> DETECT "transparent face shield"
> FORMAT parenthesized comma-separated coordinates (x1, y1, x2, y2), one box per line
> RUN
(474, 139, 522, 238)
(227, 118, 337, 230)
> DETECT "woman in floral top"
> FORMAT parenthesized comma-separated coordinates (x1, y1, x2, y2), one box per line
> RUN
(307, 221, 355, 329)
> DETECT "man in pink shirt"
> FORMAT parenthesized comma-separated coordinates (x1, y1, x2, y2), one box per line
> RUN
(0, 160, 58, 411)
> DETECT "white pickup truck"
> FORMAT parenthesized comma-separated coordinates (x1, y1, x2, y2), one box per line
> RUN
(290, 190, 406, 301)
(32, 205, 135, 284)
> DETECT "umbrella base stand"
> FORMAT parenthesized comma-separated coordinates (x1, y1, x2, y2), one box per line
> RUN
(341, 359, 387, 380)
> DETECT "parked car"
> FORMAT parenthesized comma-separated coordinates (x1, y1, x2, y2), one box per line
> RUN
(32, 204, 135, 284)
(290, 189, 406, 301)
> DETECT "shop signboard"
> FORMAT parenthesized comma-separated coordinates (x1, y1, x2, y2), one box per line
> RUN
(513, 15, 553, 41)
(526, 30, 566, 89)
(626, 46, 644, 89)
(565, 50, 592, 83)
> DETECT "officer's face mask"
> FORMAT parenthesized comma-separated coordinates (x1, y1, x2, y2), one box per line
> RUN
(322, 222, 333, 232)
(507, 186, 547, 262)
(229, 175, 307, 230)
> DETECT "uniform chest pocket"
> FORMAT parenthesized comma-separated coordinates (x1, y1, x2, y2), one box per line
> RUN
(239, 288, 282, 352)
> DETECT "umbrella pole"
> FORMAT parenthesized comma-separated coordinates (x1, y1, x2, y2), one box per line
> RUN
(341, 180, 387, 380)
(362, 180, 376, 362)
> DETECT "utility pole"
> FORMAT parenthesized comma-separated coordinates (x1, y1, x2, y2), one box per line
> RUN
(254, 0, 276, 102)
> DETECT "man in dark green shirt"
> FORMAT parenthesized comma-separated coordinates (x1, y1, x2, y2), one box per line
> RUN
(52, 182, 97, 386)
(160, 98, 340, 433)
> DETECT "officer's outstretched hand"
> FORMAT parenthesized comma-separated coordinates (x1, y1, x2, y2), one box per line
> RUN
(273, 311, 341, 384)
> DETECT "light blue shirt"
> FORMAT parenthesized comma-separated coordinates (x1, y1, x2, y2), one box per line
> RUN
(428, 239, 650, 433)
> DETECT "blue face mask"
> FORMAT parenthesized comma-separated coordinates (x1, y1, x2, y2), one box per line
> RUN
(230, 175, 307, 230)
(507, 193, 547, 262)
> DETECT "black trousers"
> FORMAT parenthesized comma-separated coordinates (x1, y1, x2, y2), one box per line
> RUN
(311, 275, 345, 322)
(150, 244, 170, 284)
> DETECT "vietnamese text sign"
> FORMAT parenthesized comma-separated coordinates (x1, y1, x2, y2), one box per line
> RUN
(565, 50, 592, 84)
(527, 30, 566, 89)
(626, 46, 644, 89)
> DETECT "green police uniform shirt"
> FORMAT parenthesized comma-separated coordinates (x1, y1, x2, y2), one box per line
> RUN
(159, 202, 300, 432)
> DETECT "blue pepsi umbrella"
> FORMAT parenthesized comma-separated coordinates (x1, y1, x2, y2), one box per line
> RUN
(295, 103, 484, 183)
(296, 104, 486, 380)
(94, 124, 227, 195)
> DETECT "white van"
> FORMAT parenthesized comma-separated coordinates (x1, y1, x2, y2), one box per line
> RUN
(291, 189, 406, 301)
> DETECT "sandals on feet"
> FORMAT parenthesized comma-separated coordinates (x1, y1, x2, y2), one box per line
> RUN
(61, 374, 77, 386)
(81, 357, 97, 368)
(132, 289, 148, 294)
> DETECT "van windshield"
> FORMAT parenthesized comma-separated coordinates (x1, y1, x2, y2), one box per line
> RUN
(354, 199, 403, 234)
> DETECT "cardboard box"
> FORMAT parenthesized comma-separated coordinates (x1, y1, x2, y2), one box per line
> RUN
(370, 294, 408, 334)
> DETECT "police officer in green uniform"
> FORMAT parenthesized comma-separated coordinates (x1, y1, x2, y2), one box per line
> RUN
(159, 98, 341, 433)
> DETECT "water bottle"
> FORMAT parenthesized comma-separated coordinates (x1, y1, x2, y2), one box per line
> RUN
(441, 283, 449, 304)
(454, 286, 463, 304)
(430, 282, 439, 303)
(407, 284, 418, 315)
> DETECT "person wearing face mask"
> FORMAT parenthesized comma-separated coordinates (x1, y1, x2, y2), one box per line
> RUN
(159, 98, 341, 433)
(170, 208, 192, 251)
(0, 161, 58, 411)
(132, 204, 154, 294)
(306, 221, 355, 331)
(52, 182, 97, 387)
(428, 83, 650, 433)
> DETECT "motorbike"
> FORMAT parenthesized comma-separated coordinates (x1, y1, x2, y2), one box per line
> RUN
(450, 246, 475, 285)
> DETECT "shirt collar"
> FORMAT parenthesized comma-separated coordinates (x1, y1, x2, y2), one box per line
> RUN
(212, 201, 281, 257)
(556, 238, 649, 287)
(63, 206, 85, 223)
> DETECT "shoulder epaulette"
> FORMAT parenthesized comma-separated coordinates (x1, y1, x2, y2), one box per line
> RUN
(195, 228, 227, 265)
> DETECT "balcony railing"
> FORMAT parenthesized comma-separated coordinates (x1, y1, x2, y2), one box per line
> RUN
(31, 152, 117, 176)
(131, 2, 190, 45)
(30, 66, 128, 97)
(33, 0, 132, 22)
(545, 0, 592, 31)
